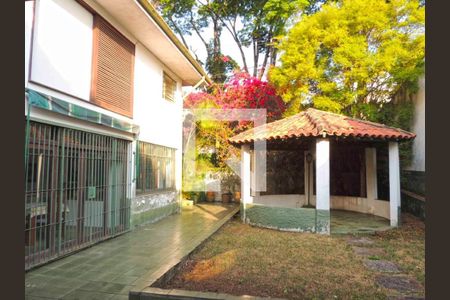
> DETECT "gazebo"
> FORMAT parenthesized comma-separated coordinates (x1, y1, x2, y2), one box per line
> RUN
(229, 108, 415, 234)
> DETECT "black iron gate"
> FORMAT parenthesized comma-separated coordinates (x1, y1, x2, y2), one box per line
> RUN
(25, 121, 131, 270)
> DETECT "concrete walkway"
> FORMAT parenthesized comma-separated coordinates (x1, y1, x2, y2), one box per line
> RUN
(331, 210, 391, 235)
(25, 203, 240, 300)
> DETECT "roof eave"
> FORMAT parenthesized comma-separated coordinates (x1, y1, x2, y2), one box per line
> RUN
(229, 134, 415, 145)
(136, 0, 212, 86)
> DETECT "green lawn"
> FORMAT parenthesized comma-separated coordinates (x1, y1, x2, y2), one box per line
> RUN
(156, 213, 425, 299)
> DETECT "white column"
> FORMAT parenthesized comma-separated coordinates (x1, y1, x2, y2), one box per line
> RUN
(316, 139, 330, 210)
(241, 144, 251, 222)
(365, 148, 378, 201)
(389, 142, 401, 227)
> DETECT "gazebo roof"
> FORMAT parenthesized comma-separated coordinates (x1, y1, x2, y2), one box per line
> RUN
(229, 108, 415, 145)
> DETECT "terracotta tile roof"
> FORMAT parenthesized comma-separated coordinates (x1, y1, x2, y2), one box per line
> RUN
(229, 108, 415, 144)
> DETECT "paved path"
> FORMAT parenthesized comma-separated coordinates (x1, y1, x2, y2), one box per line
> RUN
(25, 203, 239, 300)
(347, 236, 423, 299)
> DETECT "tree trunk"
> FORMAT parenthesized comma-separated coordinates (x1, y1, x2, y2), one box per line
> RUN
(220, 19, 249, 73)
(269, 47, 278, 67)
(213, 18, 221, 57)
(211, 18, 224, 82)
(189, 12, 209, 53)
(253, 40, 258, 77)
(258, 46, 271, 80)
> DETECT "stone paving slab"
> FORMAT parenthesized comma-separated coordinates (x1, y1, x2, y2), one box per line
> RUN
(346, 236, 375, 246)
(352, 246, 385, 257)
(135, 287, 287, 300)
(375, 275, 422, 294)
(364, 260, 401, 273)
(25, 204, 239, 300)
(131, 206, 241, 297)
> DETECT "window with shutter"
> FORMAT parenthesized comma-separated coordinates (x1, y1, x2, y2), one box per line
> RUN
(91, 15, 135, 118)
(162, 72, 176, 102)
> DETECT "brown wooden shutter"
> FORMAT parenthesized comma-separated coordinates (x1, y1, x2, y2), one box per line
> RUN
(91, 15, 135, 118)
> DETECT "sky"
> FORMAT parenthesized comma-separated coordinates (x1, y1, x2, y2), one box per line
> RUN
(182, 19, 261, 77)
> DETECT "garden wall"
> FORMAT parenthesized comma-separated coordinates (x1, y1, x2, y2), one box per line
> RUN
(251, 194, 390, 220)
(401, 170, 425, 196)
(243, 203, 330, 233)
(401, 170, 425, 220)
(131, 190, 180, 227)
(401, 190, 425, 220)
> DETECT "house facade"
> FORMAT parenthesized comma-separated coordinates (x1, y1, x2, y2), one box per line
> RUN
(24, 0, 209, 270)
(407, 76, 425, 175)
(401, 75, 425, 218)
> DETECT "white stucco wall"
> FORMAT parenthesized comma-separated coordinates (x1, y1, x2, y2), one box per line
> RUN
(252, 194, 390, 220)
(25, 0, 134, 125)
(30, 0, 93, 100)
(328, 196, 390, 220)
(133, 43, 182, 149)
(407, 76, 425, 172)
(133, 43, 183, 194)
(25, 0, 189, 213)
(253, 194, 306, 208)
(25, 1, 34, 86)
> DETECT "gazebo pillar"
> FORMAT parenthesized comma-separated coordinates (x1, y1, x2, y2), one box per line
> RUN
(241, 144, 251, 222)
(315, 138, 330, 234)
(389, 142, 401, 227)
(365, 148, 378, 202)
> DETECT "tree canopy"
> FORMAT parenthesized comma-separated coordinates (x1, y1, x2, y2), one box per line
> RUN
(269, 0, 425, 117)
(154, 0, 308, 81)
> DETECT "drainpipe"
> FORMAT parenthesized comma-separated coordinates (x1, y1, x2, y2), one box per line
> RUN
(182, 76, 207, 101)
(25, 99, 31, 170)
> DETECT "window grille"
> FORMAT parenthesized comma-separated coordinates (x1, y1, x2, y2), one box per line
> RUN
(136, 141, 175, 195)
(25, 121, 131, 270)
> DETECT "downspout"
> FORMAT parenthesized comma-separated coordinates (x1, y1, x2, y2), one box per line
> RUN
(131, 133, 139, 228)
(25, 99, 31, 170)
(135, 139, 139, 186)
(182, 76, 207, 101)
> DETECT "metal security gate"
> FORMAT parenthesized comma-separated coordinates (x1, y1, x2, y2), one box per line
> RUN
(25, 121, 131, 270)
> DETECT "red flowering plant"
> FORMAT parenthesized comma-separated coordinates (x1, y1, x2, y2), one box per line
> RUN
(218, 71, 285, 132)
(183, 72, 286, 193)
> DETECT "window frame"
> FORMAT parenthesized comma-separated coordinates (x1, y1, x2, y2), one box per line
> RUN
(136, 141, 176, 196)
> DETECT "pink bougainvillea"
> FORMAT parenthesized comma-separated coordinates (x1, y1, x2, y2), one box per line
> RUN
(185, 72, 285, 122)
(220, 72, 285, 121)
(183, 72, 286, 172)
(221, 55, 231, 63)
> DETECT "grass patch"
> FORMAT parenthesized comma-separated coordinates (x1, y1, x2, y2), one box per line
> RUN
(156, 213, 424, 299)
(371, 213, 425, 286)
(368, 255, 381, 260)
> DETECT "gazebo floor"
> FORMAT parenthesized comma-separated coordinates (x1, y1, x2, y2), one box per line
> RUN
(331, 209, 391, 235)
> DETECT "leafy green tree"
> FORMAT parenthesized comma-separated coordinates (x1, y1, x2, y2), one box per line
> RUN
(213, 0, 308, 78)
(154, 0, 233, 82)
(154, 0, 308, 81)
(269, 0, 425, 117)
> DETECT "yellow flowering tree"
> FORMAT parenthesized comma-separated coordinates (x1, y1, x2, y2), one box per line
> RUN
(269, 0, 425, 117)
